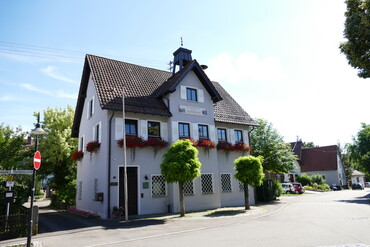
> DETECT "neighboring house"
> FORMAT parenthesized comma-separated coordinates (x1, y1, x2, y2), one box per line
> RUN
(351, 170, 365, 186)
(284, 141, 303, 182)
(300, 145, 346, 186)
(71, 47, 258, 219)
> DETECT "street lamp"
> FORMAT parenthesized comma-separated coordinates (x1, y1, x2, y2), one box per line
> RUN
(27, 113, 45, 247)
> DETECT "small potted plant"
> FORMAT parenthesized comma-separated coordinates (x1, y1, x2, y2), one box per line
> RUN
(86, 141, 101, 153)
(72, 150, 84, 161)
(112, 206, 125, 220)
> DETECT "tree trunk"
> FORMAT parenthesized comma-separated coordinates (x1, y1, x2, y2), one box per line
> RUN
(244, 182, 250, 210)
(179, 182, 185, 217)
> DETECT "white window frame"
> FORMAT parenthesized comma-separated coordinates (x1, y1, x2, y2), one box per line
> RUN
(87, 96, 95, 119)
(221, 173, 232, 193)
(201, 173, 214, 194)
(151, 175, 167, 198)
(93, 122, 102, 142)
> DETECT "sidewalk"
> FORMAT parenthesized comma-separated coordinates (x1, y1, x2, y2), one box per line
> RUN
(0, 196, 294, 247)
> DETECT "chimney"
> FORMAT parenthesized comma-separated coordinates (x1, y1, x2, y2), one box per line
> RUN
(172, 47, 192, 74)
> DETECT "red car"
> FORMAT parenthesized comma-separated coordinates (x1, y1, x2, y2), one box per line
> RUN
(291, 182, 305, 194)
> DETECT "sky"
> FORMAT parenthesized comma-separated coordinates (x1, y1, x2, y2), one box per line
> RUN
(0, 0, 369, 147)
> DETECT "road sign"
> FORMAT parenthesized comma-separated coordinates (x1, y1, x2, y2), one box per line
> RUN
(33, 151, 41, 170)
(0, 170, 33, 175)
(6, 181, 14, 187)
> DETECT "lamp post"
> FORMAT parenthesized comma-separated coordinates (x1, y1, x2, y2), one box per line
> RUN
(27, 113, 45, 247)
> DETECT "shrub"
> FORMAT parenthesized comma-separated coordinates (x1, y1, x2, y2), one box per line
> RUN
(311, 174, 325, 185)
(297, 174, 311, 186)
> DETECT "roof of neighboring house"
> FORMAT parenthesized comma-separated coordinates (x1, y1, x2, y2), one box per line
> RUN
(301, 145, 338, 172)
(72, 53, 257, 137)
(352, 170, 365, 176)
(290, 141, 303, 160)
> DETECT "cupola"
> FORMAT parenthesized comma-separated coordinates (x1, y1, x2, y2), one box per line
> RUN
(172, 47, 193, 74)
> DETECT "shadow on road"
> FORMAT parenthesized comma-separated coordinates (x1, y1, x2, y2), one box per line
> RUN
(336, 192, 370, 205)
(38, 206, 166, 234)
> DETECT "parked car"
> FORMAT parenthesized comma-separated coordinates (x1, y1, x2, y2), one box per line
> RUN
(291, 182, 305, 194)
(281, 183, 295, 194)
(365, 182, 370, 188)
(352, 182, 364, 190)
(330, 184, 342, 191)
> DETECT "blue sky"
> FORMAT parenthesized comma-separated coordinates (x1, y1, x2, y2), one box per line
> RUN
(1, 0, 369, 146)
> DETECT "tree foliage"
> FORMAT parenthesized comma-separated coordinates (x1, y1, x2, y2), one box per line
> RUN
(250, 119, 297, 174)
(38, 106, 78, 208)
(338, 142, 355, 183)
(160, 139, 201, 216)
(234, 155, 265, 209)
(339, 0, 370, 78)
(350, 123, 370, 175)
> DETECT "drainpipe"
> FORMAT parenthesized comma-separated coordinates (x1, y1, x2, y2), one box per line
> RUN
(248, 126, 255, 156)
(107, 111, 115, 218)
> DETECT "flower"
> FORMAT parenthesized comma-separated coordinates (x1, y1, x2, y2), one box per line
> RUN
(67, 208, 97, 217)
(117, 136, 146, 148)
(145, 137, 169, 148)
(216, 141, 233, 151)
(232, 142, 251, 152)
(86, 141, 101, 153)
(197, 139, 216, 149)
(112, 206, 125, 218)
(72, 150, 84, 160)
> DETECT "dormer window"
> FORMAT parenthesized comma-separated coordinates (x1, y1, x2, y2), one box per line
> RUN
(186, 88, 197, 102)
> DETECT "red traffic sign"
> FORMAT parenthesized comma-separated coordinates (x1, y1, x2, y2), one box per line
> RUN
(33, 151, 41, 170)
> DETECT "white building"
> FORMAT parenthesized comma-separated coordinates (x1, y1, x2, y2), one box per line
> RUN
(71, 47, 258, 218)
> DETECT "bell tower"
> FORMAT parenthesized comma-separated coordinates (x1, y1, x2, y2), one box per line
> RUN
(172, 47, 192, 74)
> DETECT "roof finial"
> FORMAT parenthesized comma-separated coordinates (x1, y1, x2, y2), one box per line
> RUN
(181, 37, 183, 47)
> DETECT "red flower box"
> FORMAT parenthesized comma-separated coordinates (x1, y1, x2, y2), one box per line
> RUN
(117, 136, 146, 148)
(216, 141, 233, 151)
(232, 142, 251, 152)
(86, 141, 101, 153)
(145, 137, 169, 148)
(197, 139, 216, 149)
(72, 150, 84, 161)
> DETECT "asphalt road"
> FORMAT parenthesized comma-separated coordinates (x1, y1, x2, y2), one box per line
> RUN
(2, 189, 370, 247)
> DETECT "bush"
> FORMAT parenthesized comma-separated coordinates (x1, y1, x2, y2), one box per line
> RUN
(297, 174, 311, 186)
(311, 174, 325, 185)
(256, 178, 282, 202)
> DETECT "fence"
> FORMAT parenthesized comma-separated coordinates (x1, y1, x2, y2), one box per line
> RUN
(0, 206, 29, 241)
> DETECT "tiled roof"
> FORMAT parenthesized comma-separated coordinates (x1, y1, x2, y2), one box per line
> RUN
(72, 54, 257, 136)
(301, 145, 338, 172)
(212, 81, 258, 126)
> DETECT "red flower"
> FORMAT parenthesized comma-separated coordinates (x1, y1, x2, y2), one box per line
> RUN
(117, 136, 146, 148)
(197, 139, 216, 149)
(72, 150, 84, 160)
(216, 141, 233, 151)
(146, 137, 169, 148)
(86, 141, 101, 153)
(180, 138, 198, 146)
(232, 142, 251, 152)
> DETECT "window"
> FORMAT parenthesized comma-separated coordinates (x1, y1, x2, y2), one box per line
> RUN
(77, 181, 82, 200)
(179, 123, 190, 139)
(148, 121, 160, 137)
(186, 88, 197, 101)
(183, 180, 194, 196)
(79, 136, 84, 151)
(198, 125, 209, 140)
(94, 123, 101, 142)
(217, 128, 227, 142)
(235, 130, 243, 143)
(88, 97, 94, 118)
(151, 175, 166, 197)
(239, 181, 245, 191)
(201, 174, 213, 194)
(125, 119, 137, 136)
(221, 174, 232, 192)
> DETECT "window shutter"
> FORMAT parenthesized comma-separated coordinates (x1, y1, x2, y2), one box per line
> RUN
(198, 89, 204, 103)
(140, 120, 148, 139)
(192, 123, 199, 140)
(229, 129, 235, 144)
(172, 121, 178, 142)
(180, 86, 187, 100)
(115, 118, 123, 140)
(242, 130, 248, 144)
(209, 125, 216, 142)
(161, 122, 168, 141)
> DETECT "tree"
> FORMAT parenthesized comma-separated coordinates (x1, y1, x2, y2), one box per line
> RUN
(160, 139, 201, 217)
(250, 119, 297, 174)
(234, 155, 265, 210)
(339, 0, 370, 79)
(0, 124, 33, 212)
(350, 123, 370, 175)
(338, 142, 355, 183)
(302, 142, 317, 149)
(38, 106, 78, 208)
